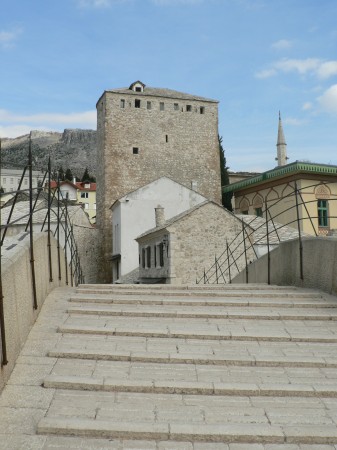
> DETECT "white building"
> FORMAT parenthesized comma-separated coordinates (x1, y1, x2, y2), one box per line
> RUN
(111, 177, 207, 283)
(1, 168, 44, 194)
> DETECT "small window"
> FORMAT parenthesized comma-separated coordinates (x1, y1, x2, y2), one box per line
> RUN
(135, 99, 141, 108)
(147, 101, 152, 110)
(84, 203, 89, 210)
(142, 248, 146, 268)
(133, 147, 139, 154)
(135, 87, 142, 92)
(200, 106, 205, 114)
(174, 103, 179, 111)
(186, 105, 192, 112)
(160, 102, 165, 111)
(81, 192, 89, 199)
(318, 199, 329, 227)
(159, 243, 164, 267)
(120, 99, 125, 108)
(165, 135, 168, 143)
(255, 207, 263, 217)
(154, 245, 157, 267)
(146, 246, 151, 268)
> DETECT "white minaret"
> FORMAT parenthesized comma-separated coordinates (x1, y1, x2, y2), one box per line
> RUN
(275, 111, 288, 166)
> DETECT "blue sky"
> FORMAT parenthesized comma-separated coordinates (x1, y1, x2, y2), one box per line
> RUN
(1, 0, 337, 172)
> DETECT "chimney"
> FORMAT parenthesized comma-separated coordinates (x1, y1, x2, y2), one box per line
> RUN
(73, 177, 77, 185)
(155, 205, 165, 227)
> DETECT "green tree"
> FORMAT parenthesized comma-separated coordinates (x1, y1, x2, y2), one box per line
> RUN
(65, 168, 73, 182)
(81, 167, 96, 182)
(58, 166, 65, 181)
(219, 135, 233, 211)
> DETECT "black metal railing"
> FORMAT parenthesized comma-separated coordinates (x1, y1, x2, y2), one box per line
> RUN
(0, 135, 84, 367)
(197, 180, 337, 285)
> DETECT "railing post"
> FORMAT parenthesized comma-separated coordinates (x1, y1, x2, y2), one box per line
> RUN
(242, 220, 249, 284)
(57, 175, 62, 281)
(215, 256, 218, 284)
(47, 157, 53, 282)
(29, 134, 38, 310)
(226, 241, 232, 284)
(266, 205, 271, 285)
(64, 196, 69, 286)
(294, 182, 304, 280)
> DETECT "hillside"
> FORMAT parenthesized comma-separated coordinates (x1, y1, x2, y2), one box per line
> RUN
(1, 129, 97, 178)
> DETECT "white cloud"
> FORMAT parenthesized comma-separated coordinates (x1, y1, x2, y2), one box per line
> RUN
(0, 110, 97, 138)
(256, 58, 337, 80)
(271, 39, 292, 50)
(316, 61, 337, 79)
(255, 68, 277, 79)
(318, 84, 337, 114)
(0, 27, 23, 49)
(302, 102, 313, 111)
(76, 0, 113, 8)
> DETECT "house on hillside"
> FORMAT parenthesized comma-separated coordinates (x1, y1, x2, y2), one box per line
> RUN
(49, 180, 96, 224)
(136, 201, 255, 285)
(110, 177, 207, 283)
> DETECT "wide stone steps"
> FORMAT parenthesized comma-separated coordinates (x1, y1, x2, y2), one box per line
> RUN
(35, 284, 337, 445)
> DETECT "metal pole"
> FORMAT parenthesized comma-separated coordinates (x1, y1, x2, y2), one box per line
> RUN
(226, 241, 232, 284)
(64, 196, 69, 286)
(47, 157, 53, 282)
(57, 174, 61, 280)
(0, 139, 8, 366)
(266, 206, 271, 285)
(215, 256, 218, 284)
(29, 134, 38, 309)
(294, 182, 304, 280)
(242, 220, 249, 283)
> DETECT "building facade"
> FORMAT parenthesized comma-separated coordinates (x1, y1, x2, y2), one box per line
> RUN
(1, 168, 43, 194)
(96, 81, 221, 282)
(111, 177, 207, 283)
(223, 162, 337, 236)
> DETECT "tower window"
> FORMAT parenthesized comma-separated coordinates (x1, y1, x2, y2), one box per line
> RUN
(160, 102, 165, 111)
(174, 103, 179, 111)
(120, 99, 125, 108)
(147, 101, 152, 110)
(165, 135, 168, 143)
(135, 99, 141, 108)
(200, 106, 205, 114)
(133, 147, 139, 154)
(186, 105, 192, 112)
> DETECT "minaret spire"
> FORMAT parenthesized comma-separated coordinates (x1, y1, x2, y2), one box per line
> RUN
(276, 111, 288, 166)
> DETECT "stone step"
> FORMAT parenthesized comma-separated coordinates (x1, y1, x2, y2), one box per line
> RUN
(66, 304, 337, 320)
(70, 293, 337, 308)
(48, 347, 337, 368)
(37, 389, 337, 444)
(79, 283, 299, 291)
(58, 323, 337, 343)
(75, 288, 323, 299)
(43, 374, 337, 398)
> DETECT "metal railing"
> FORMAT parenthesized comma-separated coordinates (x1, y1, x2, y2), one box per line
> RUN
(197, 180, 337, 285)
(0, 135, 84, 367)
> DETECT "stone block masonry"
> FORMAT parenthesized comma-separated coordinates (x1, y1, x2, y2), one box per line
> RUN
(96, 82, 221, 282)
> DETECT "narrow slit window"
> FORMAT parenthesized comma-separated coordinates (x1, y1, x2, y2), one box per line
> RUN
(165, 135, 168, 143)
(160, 102, 165, 111)
(318, 199, 329, 227)
(133, 147, 139, 154)
(120, 99, 125, 108)
(200, 106, 205, 114)
(186, 105, 192, 112)
(135, 99, 141, 108)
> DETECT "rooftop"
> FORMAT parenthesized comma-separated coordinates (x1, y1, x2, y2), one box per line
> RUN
(223, 161, 337, 193)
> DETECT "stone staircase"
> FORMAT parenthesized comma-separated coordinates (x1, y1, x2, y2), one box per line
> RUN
(33, 283, 337, 448)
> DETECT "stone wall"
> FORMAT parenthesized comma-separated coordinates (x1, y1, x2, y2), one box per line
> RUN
(0, 232, 67, 392)
(232, 236, 337, 295)
(96, 86, 221, 282)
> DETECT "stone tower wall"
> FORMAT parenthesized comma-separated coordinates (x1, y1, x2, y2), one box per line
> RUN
(96, 88, 221, 282)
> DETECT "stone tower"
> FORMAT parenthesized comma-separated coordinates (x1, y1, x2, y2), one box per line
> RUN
(276, 111, 288, 166)
(96, 81, 221, 282)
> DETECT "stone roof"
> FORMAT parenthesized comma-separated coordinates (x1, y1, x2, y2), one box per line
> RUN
(105, 85, 218, 103)
(237, 214, 310, 245)
(223, 161, 337, 194)
(137, 201, 252, 240)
